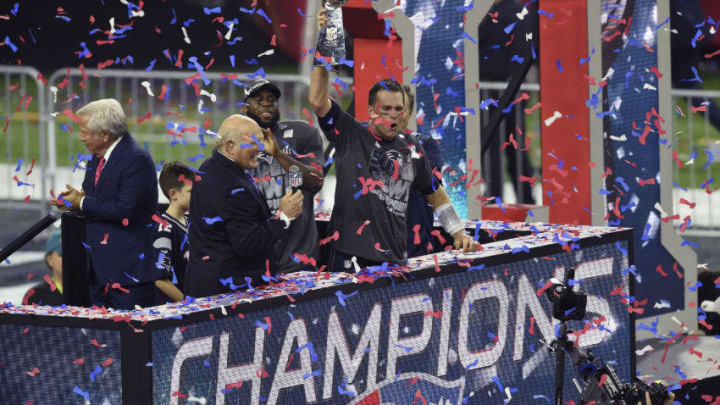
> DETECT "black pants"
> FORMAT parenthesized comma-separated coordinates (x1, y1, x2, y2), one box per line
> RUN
(89, 272, 155, 310)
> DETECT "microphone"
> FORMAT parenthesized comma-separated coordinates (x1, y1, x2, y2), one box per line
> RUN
(289, 165, 303, 191)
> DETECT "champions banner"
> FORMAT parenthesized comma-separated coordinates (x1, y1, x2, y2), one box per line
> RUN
(152, 242, 633, 405)
(0, 325, 122, 403)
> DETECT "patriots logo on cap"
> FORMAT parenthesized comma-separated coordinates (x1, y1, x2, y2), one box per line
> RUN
(348, 373, 465, 405)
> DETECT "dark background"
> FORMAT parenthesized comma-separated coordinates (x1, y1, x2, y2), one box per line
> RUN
(0, 0, 304, 74)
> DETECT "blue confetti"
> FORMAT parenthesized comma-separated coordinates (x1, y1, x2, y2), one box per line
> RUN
(335, 290, 358, 306)
(73, 386, 90, 401)
(256, 8, 272, 24)
(90, 365, 103, 381)
(504, 22, 517, 34)
(538, 9, 554, 19)
(203, 216, 223, 225)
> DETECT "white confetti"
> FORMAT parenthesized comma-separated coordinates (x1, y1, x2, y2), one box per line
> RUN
(635, 344, 654, 355)
(181, 26, 191, 45)
(516, 7, 529, 20)
(544, 111, 562, 127)
(141, 81, 155, 97)
(187, 395, 207, 404)
(642, 83, 657, 91)
(225, 22, 234, 40)
(653, 202, 668, 217)
(258, 49, 275, 57)
(610, 134, 627, 141)
(200, 89, 217, 103)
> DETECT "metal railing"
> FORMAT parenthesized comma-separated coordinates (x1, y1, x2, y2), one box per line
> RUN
(477, 81, 542, 206)
(0, 65, 48, 214)
(670, 87, 720, 230)
(1, 66, 718, 230)
(44, 68, 313, 204)
(474, 82, 720, 231)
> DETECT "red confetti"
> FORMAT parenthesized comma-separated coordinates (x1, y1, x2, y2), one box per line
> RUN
(42, 274, 57, 291)
(356, 220, 371, 235)
(26, 367, 40, 377)
(111, 283, 130, 294)
(73, 358, 84, 365)
(100, 358, 114, 367)
(689, 346, 703, 358)
(137, 111, 152, 124)
(679, 198, 696, 209)
(152, 213, 168, 228)
(225, 380, 243, 390)
(122, 218, 129, 226)
(319, 230, 339, 245)
(26, 158, 36, 176)
(22, 289, 35, 305)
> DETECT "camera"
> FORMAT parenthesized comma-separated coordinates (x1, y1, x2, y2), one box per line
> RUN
(546, 267, 670, 405)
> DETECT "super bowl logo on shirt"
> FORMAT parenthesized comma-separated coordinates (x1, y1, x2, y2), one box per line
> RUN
(252, 145, 294, 212)
(367, 143, 415, 218)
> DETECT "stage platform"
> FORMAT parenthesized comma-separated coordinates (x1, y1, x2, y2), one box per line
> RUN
(1, 221, 636, 404)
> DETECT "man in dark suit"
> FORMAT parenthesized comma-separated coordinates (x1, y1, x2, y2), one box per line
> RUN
(52, 98, 158, 310)
(184, 114, 303, 298)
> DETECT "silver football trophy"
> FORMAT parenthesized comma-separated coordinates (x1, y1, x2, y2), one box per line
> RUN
(315, 0, 349, 67)
(289, 165, 303, 190)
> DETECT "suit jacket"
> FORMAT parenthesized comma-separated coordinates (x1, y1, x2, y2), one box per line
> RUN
(185, 149, 285, 298)
(81, 134, 158, 285)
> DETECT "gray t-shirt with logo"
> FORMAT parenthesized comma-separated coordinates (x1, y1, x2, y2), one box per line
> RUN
(247, 120, 325, 272)
(318, 100, 435, 264)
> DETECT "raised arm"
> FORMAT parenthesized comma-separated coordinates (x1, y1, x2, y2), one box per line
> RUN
(308, 8, 332, 117)
(309, 63, 332, 118)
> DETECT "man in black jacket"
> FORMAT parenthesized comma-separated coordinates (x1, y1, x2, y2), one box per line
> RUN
(184, 115, 303, 298)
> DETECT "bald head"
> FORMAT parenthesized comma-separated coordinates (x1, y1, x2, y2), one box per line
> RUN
(217, 114, 263, 169)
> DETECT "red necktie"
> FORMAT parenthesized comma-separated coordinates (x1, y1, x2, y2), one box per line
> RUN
(94, 157, 106, 186)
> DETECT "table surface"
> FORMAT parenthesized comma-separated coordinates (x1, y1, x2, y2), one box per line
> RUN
(0, 220, 627, 322)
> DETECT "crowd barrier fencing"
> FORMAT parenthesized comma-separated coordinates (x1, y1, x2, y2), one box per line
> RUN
(1, 65, 718, 232)
(476, 81, 720, 231)
(0, 65, 49, 213)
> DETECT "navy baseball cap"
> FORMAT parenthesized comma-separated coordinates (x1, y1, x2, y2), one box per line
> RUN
(244, 79, 281, 101)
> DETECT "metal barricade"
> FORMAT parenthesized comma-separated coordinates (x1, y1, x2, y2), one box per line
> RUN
(45, 68, 312, 200)
(0, 65, 48, 215)
(670, 87, 720, 231)
(476, 81, 542, 205)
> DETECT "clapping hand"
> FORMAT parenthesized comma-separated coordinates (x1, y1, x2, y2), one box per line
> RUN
(50, 184, 84, 211)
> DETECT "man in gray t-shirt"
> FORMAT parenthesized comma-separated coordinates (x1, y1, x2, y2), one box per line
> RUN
(242, 79, 325, 272)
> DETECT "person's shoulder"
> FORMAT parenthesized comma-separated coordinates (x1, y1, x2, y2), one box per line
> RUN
(124, 135, 155, 165)
(278, 120, 320, 136)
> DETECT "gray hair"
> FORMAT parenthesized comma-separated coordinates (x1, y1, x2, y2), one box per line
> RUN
(76, 98, 129, 139)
